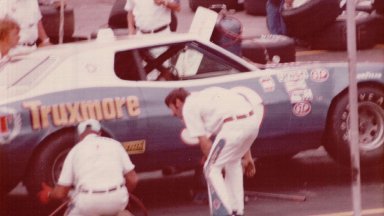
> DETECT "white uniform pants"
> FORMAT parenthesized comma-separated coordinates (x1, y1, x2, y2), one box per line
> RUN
(204, 114, 261, 216)
(66, 187, 129, 216)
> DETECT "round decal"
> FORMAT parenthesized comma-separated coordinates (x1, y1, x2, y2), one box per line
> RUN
(0, 107, 22, 144)
(292, 101, 312, 117)
(310, 68, 329, 82)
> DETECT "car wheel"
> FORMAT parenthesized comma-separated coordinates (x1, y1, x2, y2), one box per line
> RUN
(40, 5, 74, 44)
(281, 0, 342, 38)
(24, 129, 76, 197)
(310, 11, 378, 50)
(244, 0, 267, 16)
(324, 86, 384, 166)
(241, 34, 295, 64)
(108, 0, 128, 29)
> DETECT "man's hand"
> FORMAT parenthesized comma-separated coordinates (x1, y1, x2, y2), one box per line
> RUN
(242, 157, 256, 178)
(37, 182, 53, 205)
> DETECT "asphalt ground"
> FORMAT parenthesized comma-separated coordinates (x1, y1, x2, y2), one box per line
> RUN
(4, 147, 384, 216)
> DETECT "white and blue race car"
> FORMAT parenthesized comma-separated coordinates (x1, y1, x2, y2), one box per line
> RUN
(0, 32, 383, 198)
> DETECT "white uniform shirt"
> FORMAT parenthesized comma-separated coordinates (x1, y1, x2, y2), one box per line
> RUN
(0, 0, 42, 44)
(182, 87, 253, 137)
(58, 134, 135, 190)
(124, 0, 177, 31)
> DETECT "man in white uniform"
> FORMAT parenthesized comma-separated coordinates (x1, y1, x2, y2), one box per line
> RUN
(0, 0, 51, 55)
(38, 119, 138, 216)
(0, 18, 20, 62)
(124, 0, 180, 35)
(165, 87, 263, 216)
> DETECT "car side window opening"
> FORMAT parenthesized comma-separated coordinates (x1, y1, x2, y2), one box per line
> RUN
(113, 42, 242, 81)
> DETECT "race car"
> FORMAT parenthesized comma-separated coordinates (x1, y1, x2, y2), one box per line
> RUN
(0, 31, 383, 198)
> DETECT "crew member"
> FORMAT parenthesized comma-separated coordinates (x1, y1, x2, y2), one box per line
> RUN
(0, 0, 52, 55)
(38, 119, 138, 216)
(0, 18, 20, 61)
(125, 0, 180, 35)
(165, 87, 263, 216)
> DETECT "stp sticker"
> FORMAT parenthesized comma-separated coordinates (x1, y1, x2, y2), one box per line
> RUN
(310, 68, 329, 82)
(0, 107, 22, 144)
(292, 102, 312, 117)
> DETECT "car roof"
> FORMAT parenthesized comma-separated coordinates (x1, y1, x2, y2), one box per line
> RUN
(38, 32, 207, 56)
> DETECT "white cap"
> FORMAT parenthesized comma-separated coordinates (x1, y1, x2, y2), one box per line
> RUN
(77, 119, 101, 134)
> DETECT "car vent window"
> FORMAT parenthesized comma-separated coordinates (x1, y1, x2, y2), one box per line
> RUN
(115, 51, 141, 81)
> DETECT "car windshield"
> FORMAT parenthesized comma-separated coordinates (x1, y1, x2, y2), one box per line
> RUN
(0, 56, 54, 89)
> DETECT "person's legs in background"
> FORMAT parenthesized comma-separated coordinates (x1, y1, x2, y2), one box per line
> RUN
(266, 0, 287, 35)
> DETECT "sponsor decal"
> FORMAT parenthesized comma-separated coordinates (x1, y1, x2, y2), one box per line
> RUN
(23, 96, 140, 130)
(292, 101, 312, 117)
(358, 93, 383, 106)
(276, 69, 309, 83)
(207, 183, 229, 215)
(357, 72, 382, 80)
(310, 68, 329, 82)
(0, 107, 22, 144)
(284, 80, 308, 92)
(207, 139, 225, 166)
(122, 140, 146, 154)
(259, 76, 275, 92)
(289, 89, 313, 103)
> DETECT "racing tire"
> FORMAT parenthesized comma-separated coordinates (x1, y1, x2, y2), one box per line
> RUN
(373, 0, 384, 14)
(244, 0, 267, 16)
(188, 0, 239, 11)
(40, 5, 75, 44)
(373, 12, 384, 43)
(356, 0, 374, 13)
(340, 0, 374, 13)
(24, 129, 76, 198)
(324, 85, 384, 166)
(310, 11, 378, 50)
(241, 34, 295, 64)
(281, 0, 342, 38)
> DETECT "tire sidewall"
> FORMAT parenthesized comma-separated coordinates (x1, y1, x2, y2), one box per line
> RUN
(325, 86, 384, 166)
(282, 0, 342, 38)
(241, 34, 295, 64)
(24, 130, 76, 196)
